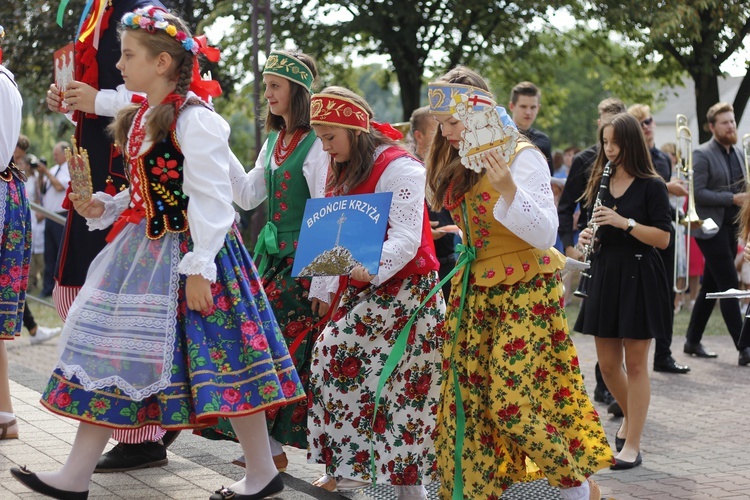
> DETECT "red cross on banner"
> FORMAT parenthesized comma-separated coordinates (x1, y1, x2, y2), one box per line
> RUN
(467, 94, 493, 107)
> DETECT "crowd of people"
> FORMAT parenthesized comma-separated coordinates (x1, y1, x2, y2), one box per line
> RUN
(1, 3, 749, 500)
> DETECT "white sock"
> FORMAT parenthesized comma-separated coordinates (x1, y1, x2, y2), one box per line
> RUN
(229, 413, 278, 495)
(395, 485, 427, 499)
(559, 481, 590, 500)
(37, 422, 112, 492)
(269, 436, 284, 456)
(0, 411, 15, 422)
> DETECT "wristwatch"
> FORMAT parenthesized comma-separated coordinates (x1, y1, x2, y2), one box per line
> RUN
(625, 218, 637, 234)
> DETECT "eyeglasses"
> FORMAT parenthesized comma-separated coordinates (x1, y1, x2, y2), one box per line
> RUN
(641, 117, 654, 126)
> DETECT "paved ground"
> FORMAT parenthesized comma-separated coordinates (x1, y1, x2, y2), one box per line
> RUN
(2, 326, 749, 499)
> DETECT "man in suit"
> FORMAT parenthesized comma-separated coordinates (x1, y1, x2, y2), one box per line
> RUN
(684, 102, 750, 366)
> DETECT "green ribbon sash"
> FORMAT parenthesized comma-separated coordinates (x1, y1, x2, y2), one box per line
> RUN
(369, 204, 476, 489)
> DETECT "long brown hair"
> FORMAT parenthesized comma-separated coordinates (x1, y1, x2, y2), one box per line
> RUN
(108, 12, 195, 148)
(320, 86, 398, 194)
(738, 186, 750, 240)
(582, 113, 659, 206)
(425, 66, 489, 211)
(264, 51, 317, 134)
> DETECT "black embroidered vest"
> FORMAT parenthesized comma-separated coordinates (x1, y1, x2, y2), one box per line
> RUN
(135, 130, 188, 239)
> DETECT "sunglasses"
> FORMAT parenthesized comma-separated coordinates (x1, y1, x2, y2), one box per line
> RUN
(641, 117, 654, 126)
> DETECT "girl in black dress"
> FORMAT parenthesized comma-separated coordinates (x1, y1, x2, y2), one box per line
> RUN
(575, 113, 672, 470)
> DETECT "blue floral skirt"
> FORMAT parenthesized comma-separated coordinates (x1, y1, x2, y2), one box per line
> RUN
(40, 224, 305, 429)
(0, 171, 31, 340)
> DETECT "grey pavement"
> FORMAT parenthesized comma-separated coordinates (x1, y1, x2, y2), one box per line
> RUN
(2, 328, 749, 499)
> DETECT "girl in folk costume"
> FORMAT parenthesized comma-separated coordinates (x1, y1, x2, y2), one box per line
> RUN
(0, 25, 32, 442)
(425, 67, 611, 500)
(200, 49, 329, 471)
(306, 87, 446, 500)
(10, 8, 303, 500)
(575, 113, 672, 471)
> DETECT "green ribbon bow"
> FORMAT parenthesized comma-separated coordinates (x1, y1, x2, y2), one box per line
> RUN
(253, 221, 279, 275)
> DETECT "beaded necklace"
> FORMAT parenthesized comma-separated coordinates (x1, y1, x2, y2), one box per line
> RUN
(273, 127, 305, 165)
(443, 179, 464, 211)
(127, 103, 150, 160)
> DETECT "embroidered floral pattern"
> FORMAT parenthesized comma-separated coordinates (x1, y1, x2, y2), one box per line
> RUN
(436, 273, 612, 498)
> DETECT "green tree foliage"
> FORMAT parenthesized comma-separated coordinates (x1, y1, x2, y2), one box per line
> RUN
(584, 0, 750, 142)
(270, 0, 572, 121)
(480, 26, 669, 148)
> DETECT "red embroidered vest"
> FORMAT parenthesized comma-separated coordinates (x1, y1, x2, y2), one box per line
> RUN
(338, 146, 439, 287)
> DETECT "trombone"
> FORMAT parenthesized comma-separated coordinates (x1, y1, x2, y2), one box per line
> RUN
(743, 132, 750, 182)
(673, 114, 718, 293)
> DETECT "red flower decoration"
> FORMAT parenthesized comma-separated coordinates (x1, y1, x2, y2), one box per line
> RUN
(151, 156, 179, 183)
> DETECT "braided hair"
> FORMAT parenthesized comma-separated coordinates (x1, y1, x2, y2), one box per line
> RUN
(109, 11, 196, 148)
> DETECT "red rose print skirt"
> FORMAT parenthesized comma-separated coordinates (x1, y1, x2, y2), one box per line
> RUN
(436, 271, 613, 498)
(0, 172, 31, 340)
(308, 271, 446, 485)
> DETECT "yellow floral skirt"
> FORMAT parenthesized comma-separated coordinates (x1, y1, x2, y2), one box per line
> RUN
(436, 272, 613, 499)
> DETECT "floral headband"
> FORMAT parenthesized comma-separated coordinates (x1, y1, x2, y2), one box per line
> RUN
(121, 6, 198, 54)
(310, 93, 370, 133)
(263, 51, 313, 93)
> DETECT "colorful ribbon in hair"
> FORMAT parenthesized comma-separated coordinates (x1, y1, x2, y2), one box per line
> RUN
(190, 36, 222, 101)
(310, 93, 370, 133)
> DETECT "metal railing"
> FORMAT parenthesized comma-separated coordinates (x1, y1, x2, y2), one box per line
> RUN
(26, 201, 67, 309)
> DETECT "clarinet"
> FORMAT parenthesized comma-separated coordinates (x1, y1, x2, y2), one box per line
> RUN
(574, 161, 613, 298)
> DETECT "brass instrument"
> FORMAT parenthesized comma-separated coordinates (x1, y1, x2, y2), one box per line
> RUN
(392, 122, 411, 137)
(673, 115, 718, 293)
(743, 132, 750, 182)
(574, 162, 612, 298)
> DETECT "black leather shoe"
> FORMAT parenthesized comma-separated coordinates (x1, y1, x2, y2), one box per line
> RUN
(161, 430, 181, 448)
(615, 424, 626, 452)
(94, 441, 167, 473)
(11, 465, 89, 499)
(610, 452, 642, 470)
(607, 400, 623, 418)
(593, 385, 614, 405)
(684, 341, 718, 358)
(210, 474, 284, 499)
(739, 347, 750, 366)
(653, 357, 691, 373)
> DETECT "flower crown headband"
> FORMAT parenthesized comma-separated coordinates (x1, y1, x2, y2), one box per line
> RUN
(121, 6, 198, 54)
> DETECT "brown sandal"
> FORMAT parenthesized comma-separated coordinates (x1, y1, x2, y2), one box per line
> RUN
(0, 418, 18, 440)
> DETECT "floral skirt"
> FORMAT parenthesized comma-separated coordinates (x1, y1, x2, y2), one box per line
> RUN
(200, 254, 319, 448)
(40, 225, 305, 429)
(0, 172, 31, 340)
(308, 271, 446, 486)
(436, 272, 612, 499)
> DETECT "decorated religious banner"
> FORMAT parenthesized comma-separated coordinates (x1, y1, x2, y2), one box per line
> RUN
(54, 43, 75, 113)
(428, 82, 519, 172)
(292, 192, 392, 277)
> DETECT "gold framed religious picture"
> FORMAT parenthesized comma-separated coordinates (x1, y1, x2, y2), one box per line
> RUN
(65, 137, 93, 202)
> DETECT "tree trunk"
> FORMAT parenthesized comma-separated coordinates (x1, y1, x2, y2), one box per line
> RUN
(392, 60, 424, 123)
(734, 72, 750, 130)
(693, 71, 721, 144)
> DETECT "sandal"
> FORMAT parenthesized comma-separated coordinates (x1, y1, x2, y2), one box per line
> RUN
(312, 474, 337, 492)
(0, 418, 18, 440)
(588, 479, 602, 500)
